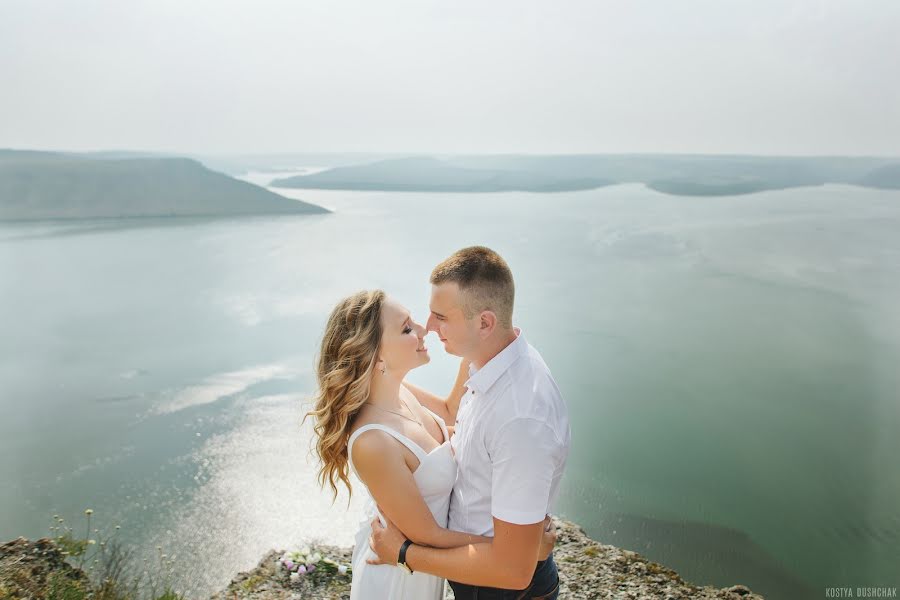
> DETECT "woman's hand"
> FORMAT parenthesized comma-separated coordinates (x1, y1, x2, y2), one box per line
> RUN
(538, 515, 557, 561)
(367, 513, 406, 565)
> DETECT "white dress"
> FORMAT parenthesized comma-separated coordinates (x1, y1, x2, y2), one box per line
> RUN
(347, 408, 457, 600)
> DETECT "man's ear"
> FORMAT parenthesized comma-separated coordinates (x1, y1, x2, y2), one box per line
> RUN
(479, 311, 497, 338)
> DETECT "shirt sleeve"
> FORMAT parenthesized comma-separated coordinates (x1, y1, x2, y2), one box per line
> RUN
(489, 417, 565, 525)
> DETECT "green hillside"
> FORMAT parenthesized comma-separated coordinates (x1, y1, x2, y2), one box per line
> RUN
(0, 150, 327, 221)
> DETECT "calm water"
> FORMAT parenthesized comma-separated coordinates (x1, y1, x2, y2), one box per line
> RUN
(1, 179, 898, 599)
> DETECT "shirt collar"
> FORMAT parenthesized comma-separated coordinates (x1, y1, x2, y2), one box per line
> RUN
(465, 327, 527, 396)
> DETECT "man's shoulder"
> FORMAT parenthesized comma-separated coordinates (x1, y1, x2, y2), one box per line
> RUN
(508, 346, 568, 426)
(523, 340, 556, 375)
(482, 364, 563, 428)
(509, 347, 562, 400)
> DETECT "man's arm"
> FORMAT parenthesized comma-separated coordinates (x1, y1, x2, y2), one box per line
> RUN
(370, 516, 544, 589)
(402, 358, 470, 425)
(369, 415, 565, 586)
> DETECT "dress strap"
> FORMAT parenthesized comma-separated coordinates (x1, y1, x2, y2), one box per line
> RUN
(347, 424, 428, 475)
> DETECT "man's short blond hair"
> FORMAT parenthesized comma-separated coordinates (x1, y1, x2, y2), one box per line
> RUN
(430, 246, 515, 329)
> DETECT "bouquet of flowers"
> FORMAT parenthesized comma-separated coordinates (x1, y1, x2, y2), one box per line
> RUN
(277, 546, 352, 584)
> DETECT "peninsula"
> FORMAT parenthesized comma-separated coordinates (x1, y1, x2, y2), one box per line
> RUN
(0, 150, 327, 221)
(270, 153, 900, 196)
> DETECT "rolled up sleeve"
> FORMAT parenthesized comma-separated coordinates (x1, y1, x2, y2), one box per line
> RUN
(490, 417, 564, 525)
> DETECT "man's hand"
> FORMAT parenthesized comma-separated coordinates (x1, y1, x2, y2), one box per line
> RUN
(538, 515, 557, 561)
(367, 513, 407, 565)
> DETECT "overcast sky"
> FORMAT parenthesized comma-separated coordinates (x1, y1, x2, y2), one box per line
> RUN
(1, 0, 898, 156)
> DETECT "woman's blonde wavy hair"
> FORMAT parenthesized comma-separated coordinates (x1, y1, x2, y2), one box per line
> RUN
(305, 289, 385, 501)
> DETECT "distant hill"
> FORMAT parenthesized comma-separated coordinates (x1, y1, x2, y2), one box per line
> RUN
(271, 156, 613, 192)
(270, 153, 899, 196)
(195, 152, 404, 176)
(857, 163, 900, 189)
(0, 150, 327, 221)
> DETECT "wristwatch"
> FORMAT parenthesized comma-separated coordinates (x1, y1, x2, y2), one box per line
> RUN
(397, 539, 414, 574)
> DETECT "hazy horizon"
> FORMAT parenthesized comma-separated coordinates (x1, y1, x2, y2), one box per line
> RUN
(2, 0, 899, 156)
(5, 148, 900, 160)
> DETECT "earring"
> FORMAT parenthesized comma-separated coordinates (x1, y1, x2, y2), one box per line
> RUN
(380, 361, 386, 375)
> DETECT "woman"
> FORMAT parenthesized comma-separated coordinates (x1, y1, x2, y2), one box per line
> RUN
(306, 290, 552, 599)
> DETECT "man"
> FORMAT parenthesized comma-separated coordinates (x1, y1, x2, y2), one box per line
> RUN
(370, 246, 571, 599)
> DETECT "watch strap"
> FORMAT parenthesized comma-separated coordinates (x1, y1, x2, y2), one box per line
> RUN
(398, 539, 414, 573)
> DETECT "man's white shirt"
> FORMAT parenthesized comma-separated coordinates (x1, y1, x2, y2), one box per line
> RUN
(449, 327, 571, 536)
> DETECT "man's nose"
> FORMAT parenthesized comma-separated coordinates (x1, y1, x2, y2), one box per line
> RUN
(425, 314, 438, 333)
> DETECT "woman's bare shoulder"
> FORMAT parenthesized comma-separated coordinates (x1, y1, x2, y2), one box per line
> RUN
(350, 426, 394, 454)
(348, 411, 397, 455)
(349, 426, 407, 481)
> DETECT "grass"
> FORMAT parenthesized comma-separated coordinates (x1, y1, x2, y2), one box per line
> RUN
(46, 572, 88, 600)
(239, 575, 264, 592)
(5, 509, 355, 600)
(44, 509, 189, 600)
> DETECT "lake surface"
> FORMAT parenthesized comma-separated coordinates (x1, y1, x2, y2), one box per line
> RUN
(2, 179, 898, 599)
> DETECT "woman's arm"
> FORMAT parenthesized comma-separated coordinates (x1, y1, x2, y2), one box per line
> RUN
(421, 527, 491, 549)
(372, 512, 554, 553)
(403, 359, 470, 426)
(443, 358, 470, 424)
(390, 504, 491, 548)
(351, 429, 488, 549)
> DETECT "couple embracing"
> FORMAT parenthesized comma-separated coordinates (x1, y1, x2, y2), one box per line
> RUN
(307, 246, 571, 599)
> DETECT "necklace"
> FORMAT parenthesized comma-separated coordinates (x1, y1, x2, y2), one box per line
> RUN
(365, 399, 423, 427)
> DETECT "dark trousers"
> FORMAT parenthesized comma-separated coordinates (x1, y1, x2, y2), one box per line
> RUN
(448, 552, 560, 600)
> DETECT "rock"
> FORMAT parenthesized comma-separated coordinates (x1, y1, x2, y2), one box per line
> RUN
(725, 585, 754, 596)
(0, 518, 764, 600)
(210, 518, 764, 600)
(0, 537, 90, 599)
(210, 545, 353, 600)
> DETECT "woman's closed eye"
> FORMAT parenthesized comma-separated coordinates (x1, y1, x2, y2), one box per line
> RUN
(403, 326, 412, 334)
